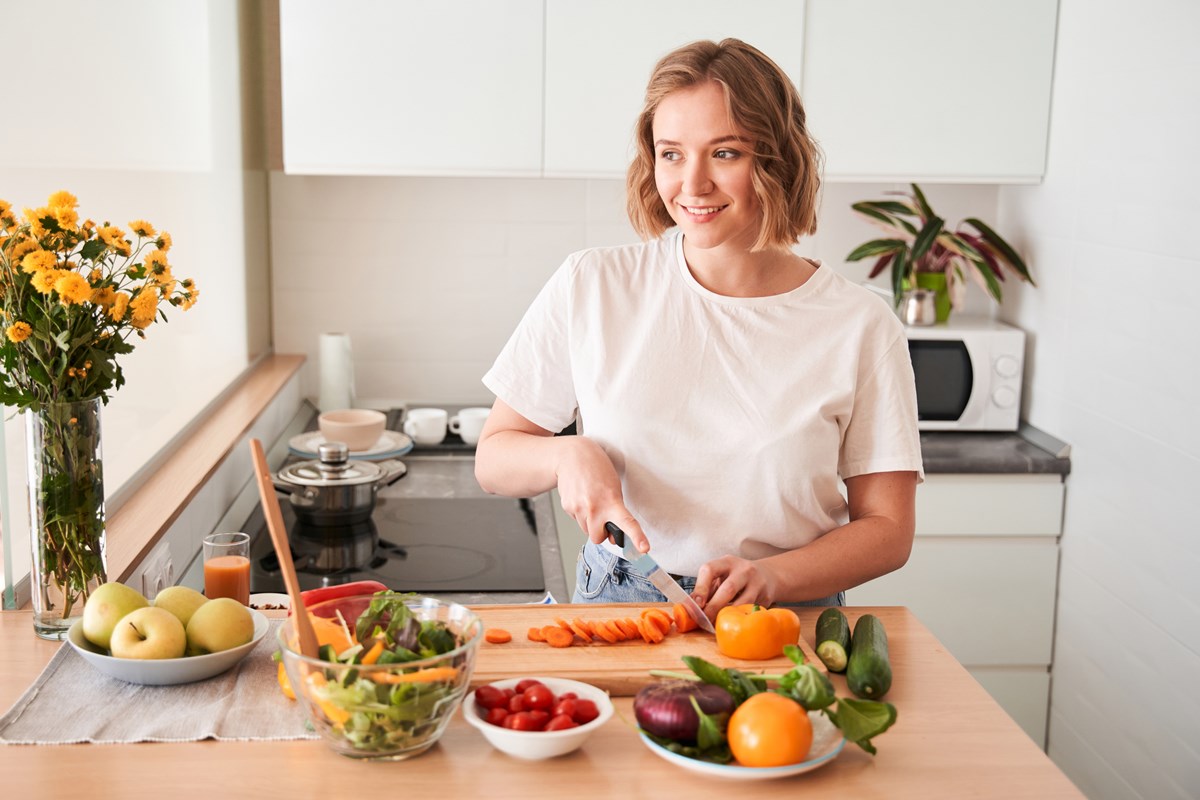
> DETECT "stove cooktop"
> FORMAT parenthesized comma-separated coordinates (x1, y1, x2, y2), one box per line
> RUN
(244, 494, 545, 594)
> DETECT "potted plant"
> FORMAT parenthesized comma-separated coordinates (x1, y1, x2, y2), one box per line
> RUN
(845, 183, 1035, 322)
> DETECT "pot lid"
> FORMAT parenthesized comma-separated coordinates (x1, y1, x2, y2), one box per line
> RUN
(276, 442, 388, 487)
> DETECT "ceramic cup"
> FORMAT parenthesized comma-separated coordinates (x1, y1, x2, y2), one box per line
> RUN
(403, 407, 448, 446)
(448, 407, 490, 446)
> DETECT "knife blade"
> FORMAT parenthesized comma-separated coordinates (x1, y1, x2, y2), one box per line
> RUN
(604, 522, 715, 634)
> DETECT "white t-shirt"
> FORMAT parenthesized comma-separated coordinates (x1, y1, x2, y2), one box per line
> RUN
(483, 231, 924, 576)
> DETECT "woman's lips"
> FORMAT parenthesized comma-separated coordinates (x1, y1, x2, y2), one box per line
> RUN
(679, 203, 728, 221)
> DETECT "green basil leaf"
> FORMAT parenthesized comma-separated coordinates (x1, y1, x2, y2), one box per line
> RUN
(827, 698, 898, 755)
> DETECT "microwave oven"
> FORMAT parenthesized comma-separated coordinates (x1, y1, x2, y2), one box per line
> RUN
(905, 318, 1025, 431)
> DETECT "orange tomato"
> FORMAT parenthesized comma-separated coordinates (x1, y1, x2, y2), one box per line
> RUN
(726, 692, 813, 767)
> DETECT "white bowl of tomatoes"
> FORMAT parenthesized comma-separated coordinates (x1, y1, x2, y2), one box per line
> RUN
(462, 676, 614, 760)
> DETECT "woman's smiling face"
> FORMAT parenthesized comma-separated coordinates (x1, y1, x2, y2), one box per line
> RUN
(653, 80, 761, 256)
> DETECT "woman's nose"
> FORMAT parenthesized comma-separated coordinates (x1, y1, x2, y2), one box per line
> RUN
(681, 160, 713, 196)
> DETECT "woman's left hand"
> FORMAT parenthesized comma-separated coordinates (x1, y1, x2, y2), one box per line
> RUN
(691, 556, 780, 618)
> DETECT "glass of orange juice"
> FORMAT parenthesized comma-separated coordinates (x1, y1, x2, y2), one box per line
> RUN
(203, 532, 251, 605)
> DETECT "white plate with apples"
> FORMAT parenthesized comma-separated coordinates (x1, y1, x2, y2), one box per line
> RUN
(66, 583, 270, 686)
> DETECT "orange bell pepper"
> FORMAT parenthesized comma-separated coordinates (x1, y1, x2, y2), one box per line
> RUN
(715, 603, 801, 660)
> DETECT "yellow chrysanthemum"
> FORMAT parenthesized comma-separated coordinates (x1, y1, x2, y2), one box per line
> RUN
(22, 250, 57, 273)
(47, 190, 78, 210)
(54, 206, 79, 231)
(109, 292, 130, 321)
(55, 272, 92, 305)
(89, 268, 103, 284)
(5, 321, 32, 343)
(129, 219, 156, 238)
(82, 218, 96, 231)
(97, 225, 126, 248)
(23, 207, 52, 237)
(31, 269, 63, 294)
(91, 287, 117, 307)
(0, 199, 11, 216)
(179, 279, 200, 310)
(156, 230, 172, 252)
(144, 249, 168, 273)
(8, 238, 38, 262)
(130, 287, 158, 328)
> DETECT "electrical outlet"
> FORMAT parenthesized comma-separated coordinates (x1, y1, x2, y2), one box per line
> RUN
(140, 548, 174, 599)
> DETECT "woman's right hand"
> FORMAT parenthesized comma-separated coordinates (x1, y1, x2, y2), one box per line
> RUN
(555, 436, 650, 554)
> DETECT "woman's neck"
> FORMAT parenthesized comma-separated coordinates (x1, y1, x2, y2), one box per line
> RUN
(682, 239, 816, 298)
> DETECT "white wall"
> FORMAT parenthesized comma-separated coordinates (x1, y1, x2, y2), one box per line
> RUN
(997, 1, 1200, 797)
(269, 175, 998, 407)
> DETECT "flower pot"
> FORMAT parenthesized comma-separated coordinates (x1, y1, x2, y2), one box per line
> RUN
(25, 398, 107, 640)
(914, 272, 952, 323)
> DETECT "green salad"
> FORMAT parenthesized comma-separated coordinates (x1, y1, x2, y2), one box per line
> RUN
(296, 592, 477, 756)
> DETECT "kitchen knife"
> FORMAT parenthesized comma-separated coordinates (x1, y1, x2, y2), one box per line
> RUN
(604, 522, 715, 634)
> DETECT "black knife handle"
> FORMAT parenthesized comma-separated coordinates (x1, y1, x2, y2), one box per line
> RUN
(604, 521, 624, 547)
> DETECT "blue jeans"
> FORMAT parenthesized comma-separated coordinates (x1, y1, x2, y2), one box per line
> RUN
(571, 542, 846, 607)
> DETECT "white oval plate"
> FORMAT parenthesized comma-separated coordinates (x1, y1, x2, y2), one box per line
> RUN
(66, 610, 269, 686)
(288, 430, 414, 461)
(639, 710, 845, 780)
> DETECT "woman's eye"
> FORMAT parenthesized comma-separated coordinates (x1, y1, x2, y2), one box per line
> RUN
(657, 150, 680, 162)
(715, 149, 740, 160)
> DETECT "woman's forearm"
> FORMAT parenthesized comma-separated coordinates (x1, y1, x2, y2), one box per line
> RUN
(474, 428, 567, 498)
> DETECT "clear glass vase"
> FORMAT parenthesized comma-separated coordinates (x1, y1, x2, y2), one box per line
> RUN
(25, 397, 107, 639)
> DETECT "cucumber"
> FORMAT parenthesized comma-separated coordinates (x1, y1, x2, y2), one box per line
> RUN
(815, 608, 851, 673)
(846, 614, 892, 699)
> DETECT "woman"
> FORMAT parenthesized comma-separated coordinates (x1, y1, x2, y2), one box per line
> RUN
(475, 39, 922, 617)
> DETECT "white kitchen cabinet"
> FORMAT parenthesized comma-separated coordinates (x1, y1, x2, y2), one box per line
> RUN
(847, 473, 1065, 748)
(802, 0, 1058, 182)
(542, 1, 807, 178)
(279, 0, 544, 176)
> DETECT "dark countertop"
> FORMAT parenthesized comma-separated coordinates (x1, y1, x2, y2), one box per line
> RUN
(921, 423, 1071, 475)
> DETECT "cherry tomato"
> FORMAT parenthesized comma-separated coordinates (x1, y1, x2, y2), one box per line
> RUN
(505, 711, 543, 732)
(485, 707, 509, 726)
(559, 692, 578, 701)
(726, 692, 813, 767)
(545, 714, 579, 731)
(515, 679, 544, 693)
(572, 698, 600, 724)
(503, 687, 516, 699)
(552, 697, 578, 719)
(526, 709, 550, 730)
(507, 694, 527, 713)
(523, 684, 555, 711)
(475, 685, 507, 710)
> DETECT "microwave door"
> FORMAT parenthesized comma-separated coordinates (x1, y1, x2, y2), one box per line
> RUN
(909, 339, 977, 429)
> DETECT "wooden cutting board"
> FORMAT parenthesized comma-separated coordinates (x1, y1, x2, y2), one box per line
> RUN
(468, 603, 823, 696)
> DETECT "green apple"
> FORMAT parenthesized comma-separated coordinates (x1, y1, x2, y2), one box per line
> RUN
(82, 582, 149, 650)
(152, 586, 208, 628)
(109, 606, 187, 659)
(186, 597, 254, 655)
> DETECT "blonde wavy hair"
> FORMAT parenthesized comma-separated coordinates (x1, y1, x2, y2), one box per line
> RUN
(626, 39, 822, 251)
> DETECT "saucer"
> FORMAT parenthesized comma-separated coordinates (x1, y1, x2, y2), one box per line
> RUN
(288, 430, 414, 461)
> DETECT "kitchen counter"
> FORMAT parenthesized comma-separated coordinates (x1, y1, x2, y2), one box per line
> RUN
(0, 605, 1083, 798)
(921, 423, 1071, 475)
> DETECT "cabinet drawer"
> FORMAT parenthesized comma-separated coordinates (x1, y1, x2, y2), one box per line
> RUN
(917, 474, 1064, 536)
(847, 537, 1059, 665)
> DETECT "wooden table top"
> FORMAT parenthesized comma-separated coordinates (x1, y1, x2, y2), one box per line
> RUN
(0, 605, 1083, 798)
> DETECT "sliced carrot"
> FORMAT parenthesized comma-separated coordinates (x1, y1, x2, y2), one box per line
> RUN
(527, 626, 547, 642)
(485, 628, 513, 644)
(568, 618, 593, 643)
(672, 603, 699, 634)
(544, 626, 575, 648)
(616, 618, 639, 639)
(554, 617, 574, 633)
(359, 639, 386, 665)
(602, 619, 627, 641)
(643, 608, 673, 637)
(591, 620, 619, 644)
(371, 666, 461, 684)
(636, 615, 664, 644)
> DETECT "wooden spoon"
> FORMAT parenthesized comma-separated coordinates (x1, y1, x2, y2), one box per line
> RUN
(249, 438, 319, 658)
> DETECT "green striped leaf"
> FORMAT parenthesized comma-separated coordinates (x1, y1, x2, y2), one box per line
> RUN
(909, 218, 944, 265)
(890, 250, 908, 307)
(846, 239, 906, 262)
(910, 184, 935, 220)
(965, 218, 1035, 285)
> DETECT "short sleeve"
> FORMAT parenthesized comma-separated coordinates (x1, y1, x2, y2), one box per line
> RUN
(838, 333, 925, 481)
(482, 256, 580, 433)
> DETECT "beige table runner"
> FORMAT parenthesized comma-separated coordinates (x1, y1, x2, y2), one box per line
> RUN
(0, 620, 317, 745)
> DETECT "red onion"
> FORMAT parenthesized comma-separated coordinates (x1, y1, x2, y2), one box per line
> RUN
(633, 681, 734, 742)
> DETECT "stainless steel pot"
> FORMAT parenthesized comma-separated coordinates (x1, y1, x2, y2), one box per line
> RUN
(273, 441, 407, 525)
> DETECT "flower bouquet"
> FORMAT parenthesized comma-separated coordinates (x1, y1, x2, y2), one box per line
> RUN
(0, 191, 198, 638)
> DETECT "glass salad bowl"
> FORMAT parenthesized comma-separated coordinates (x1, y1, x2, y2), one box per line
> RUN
(277, 592, 483, 760)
